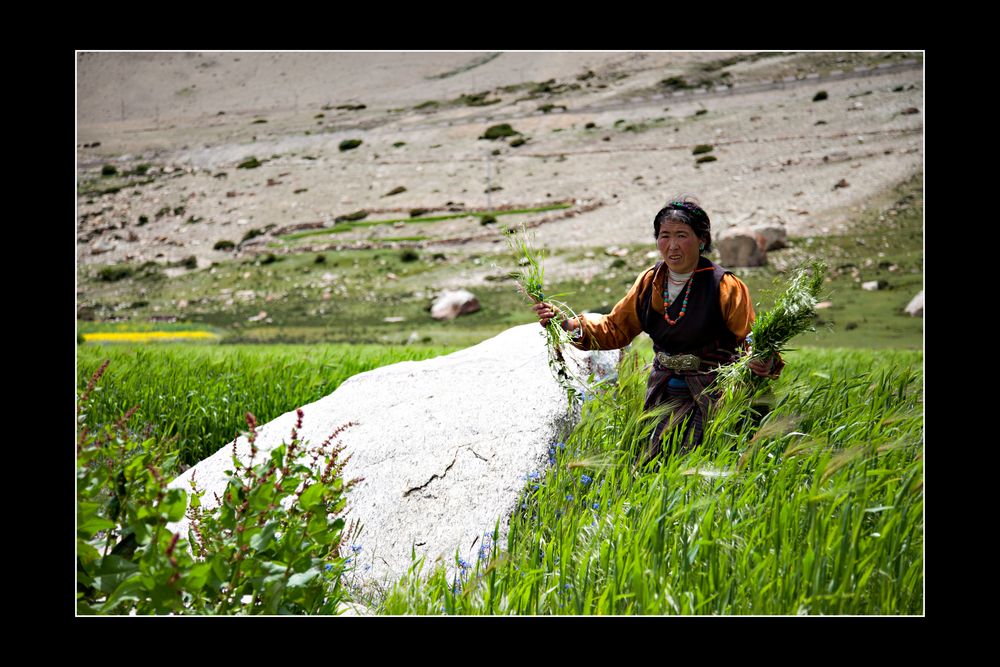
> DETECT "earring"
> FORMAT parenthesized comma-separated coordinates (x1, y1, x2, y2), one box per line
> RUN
(699, 243, 705, 251)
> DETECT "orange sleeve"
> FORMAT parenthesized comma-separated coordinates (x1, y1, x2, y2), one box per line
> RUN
(570, 266, 654, 351)
(719, 273, 755, 340)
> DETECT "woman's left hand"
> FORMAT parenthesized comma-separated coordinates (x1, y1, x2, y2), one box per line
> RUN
(749, 355, 784, 379)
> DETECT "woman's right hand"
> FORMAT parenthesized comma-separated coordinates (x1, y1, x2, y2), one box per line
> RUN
(532, 301, 562, 327)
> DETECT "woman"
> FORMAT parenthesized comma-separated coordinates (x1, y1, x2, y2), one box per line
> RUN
(533, 197, 782, 460)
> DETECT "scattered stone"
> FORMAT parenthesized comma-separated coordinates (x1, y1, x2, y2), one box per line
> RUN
(901, 107, 919, 115)
(386, 273, 398, 280)
(604, 246, 629, 257)
(248, 310, 268, 322)
(237, 157, 261, 169)
(716, 226, 767, 267)
(266, 178, 282, 186)
(410, 209, 430, 218)
(812, 91, 828, 102)
(384, 186, 407, 197)
(834, 179, 850, 189)
(431, 290, 480, 320)
(644, 250, 659, 260)
(861, 280, 888, 291)
(177, 299, 188, 309)
(383, 316, 406, 322)
(904, 291, 923, 317)
(235, 290, 256, 301)
(815, 301, 834, 309)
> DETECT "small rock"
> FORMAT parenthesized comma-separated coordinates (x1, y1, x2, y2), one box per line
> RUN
(861, 280, 888, 291)
(383, 316, 406, 323)
(431, 290, 480, 321)
(645, 250, 660, 260)
(237, 218, 249, 225)
(177, 299, 188, 309)
(834, 179, 850, 189)
(235, 290, 256, 301)
(584, 251, 596, 258)
(248, 310, 268, 322)
(321, 272, 337, 282)
(904, 291, 923, 317)
(406, 331, 420, 345)
(604, 246, 629, 257)
(901, 107, 919, 115)
(815, 301, 833, 309)
(386, 273, 398, 280)
(243, 271, 251, 279)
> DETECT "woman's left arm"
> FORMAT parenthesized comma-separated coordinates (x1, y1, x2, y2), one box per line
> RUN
(720, 274, 784, 378)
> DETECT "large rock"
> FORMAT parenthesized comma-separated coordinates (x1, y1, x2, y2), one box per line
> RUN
(904, 290, 923, 317)
(748, 223, 787, 251)
(430, 289, 480, 320)
(168, 324, 622, 597)
(716, 226, 767, 267)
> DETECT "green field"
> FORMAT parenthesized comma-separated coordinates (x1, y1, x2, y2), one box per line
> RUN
(76, 172, 923, 615)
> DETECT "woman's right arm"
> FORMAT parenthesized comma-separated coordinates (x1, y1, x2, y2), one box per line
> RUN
(531, 267, 653, 350)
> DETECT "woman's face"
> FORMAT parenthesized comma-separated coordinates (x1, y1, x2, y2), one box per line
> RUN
(657, 220, 702, 273)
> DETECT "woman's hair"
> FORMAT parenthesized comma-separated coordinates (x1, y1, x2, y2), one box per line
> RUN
(652, 195, 712, 252)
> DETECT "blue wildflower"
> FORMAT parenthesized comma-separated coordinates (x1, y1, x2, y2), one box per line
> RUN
(580, 474, 592, 485)
(566, 494, 574, 501)
(533, 484, 539, 490)
(458, 557, 471, 570)
(324, 563, 334, 571)
(351, 544, 363, 554)
(592, 502, 600, 510)
(528, 471, 540, 480)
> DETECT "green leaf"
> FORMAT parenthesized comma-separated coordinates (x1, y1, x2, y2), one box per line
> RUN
(299, 483, 326, 511)
(77, 516, 115, 538)
(77, 538, 101, 565)
(248, 481, 275, 512)
(287, 568, 320, 588)
(250, 522, 278, 552)
(94, 579, 142, 615)
(92, 555, 141, 594)
(160, 488, 188, 522)
(185, 562, 214, 592)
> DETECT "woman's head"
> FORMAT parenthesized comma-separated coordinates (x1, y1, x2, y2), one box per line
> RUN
(652, 196, 712, 253)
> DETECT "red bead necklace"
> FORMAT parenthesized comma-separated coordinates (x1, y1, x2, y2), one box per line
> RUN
(662, 272, 694, 326)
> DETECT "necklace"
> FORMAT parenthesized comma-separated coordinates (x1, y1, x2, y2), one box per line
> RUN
(662, 272, 694, 326)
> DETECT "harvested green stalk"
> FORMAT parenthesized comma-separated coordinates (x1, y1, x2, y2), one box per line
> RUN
(506, 227, 588, 403)
(717, 260, 828, 395)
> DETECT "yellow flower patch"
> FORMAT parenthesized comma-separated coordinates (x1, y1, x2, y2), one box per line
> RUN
(82, 331, 220, 343)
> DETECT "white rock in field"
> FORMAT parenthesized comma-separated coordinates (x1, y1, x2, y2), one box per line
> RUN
(904, 290, 923, 317)
(167, 324, 622, 599)
(431, 289, 480, 321)
(861, 280, 886, 291)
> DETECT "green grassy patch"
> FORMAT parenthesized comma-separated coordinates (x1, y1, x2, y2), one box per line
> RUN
(77, 343, 458, 467)
(376, 344, 922, 614)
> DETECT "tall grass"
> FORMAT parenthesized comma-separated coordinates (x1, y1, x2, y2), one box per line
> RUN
(379, 346, 923, 615)
(76, 344, 457, 468)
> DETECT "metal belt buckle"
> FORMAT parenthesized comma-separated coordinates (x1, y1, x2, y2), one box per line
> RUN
(655, 351, 701, 371)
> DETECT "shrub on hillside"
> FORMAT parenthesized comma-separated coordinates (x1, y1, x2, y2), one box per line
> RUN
(339, 140, 363, 152)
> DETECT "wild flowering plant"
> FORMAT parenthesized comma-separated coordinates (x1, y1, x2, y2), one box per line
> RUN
(76, 360, 363, 615)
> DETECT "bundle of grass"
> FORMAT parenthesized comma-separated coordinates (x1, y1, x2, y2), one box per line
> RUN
(339, 139, 363, 151)
(237, 157, 261, 169)
(717, 261, 828, 397)
(692, 144, 714, 155)
(507, 228, 589, 404)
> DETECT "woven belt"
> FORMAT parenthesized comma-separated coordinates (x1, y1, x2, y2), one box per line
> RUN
(654, 351, 701, 371)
